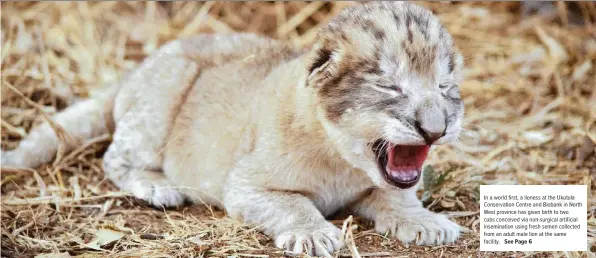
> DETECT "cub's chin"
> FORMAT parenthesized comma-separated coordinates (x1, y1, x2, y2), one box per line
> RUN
(371, 140, 430, 189)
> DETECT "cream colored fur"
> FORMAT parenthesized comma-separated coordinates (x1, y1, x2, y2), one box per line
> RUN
(2, 3, 465, 256)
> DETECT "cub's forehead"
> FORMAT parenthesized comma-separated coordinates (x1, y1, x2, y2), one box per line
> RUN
(323, 2, 457, 79)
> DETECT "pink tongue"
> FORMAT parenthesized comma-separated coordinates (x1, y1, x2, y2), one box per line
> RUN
(386, 145, 430, 181)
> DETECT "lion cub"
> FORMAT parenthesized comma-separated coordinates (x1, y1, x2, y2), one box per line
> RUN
(2, 2, 465, 256)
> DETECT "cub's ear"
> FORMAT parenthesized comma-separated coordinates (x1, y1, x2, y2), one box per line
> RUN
(305, 42, 341, 88)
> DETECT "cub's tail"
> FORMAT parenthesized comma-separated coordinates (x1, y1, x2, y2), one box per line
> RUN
(1, 85, 120, 168)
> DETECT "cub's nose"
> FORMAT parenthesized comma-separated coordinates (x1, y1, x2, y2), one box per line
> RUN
(415, 121, 445, 144)
(415, 102, 446, 144)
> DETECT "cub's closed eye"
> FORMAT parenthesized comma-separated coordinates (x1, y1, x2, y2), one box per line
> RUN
(439, 84, 449, 89)
(377, 84, 403, 94)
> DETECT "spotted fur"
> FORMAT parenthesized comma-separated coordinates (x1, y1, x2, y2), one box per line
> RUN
(307, 2, 464, 148)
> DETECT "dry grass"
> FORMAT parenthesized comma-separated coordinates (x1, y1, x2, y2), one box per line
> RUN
(1, 2, 595, 258)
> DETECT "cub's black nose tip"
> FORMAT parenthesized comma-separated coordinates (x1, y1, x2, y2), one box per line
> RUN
(423, 131, 444, 144)
(414, 121, 445, 145)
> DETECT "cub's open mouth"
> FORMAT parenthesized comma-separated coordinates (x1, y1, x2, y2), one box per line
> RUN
(371, 140, 430, 189)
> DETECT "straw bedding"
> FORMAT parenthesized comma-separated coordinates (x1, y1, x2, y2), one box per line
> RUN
(1, 2, 594, 257)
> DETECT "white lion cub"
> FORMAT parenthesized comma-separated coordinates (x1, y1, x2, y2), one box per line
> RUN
(2, 2, 465, 256)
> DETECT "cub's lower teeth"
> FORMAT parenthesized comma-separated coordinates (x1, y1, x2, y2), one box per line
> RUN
(388, 168, 418, 181)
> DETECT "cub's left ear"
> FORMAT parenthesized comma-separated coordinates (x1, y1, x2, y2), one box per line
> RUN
(305, 41, 341, 88)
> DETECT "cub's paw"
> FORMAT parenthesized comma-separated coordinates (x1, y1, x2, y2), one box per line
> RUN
(128, 176, 186, 208)
(274, 222, 343, 257)
(375, 208, 461, 246)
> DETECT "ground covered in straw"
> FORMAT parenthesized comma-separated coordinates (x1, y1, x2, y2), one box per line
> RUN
(1, 2, 595, 258)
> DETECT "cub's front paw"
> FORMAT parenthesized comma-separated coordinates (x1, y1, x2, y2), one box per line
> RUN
(375, 208, 461, 246)
(274, 222, 343, 257)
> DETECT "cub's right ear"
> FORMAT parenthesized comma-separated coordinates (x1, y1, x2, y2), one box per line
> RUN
(305, 42, 341, 88)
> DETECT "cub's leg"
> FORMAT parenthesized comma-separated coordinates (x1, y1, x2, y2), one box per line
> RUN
(351, 188, 461, 246)
(102, 40, 200, 208)
(224, 167, 343, 256)
(102, 110, 188, 208)
(103, 34, 280, 208)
